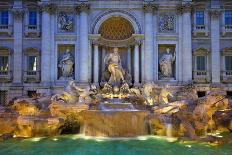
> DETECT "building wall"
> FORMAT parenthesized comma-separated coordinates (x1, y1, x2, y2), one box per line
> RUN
(0, 0, 232, 103)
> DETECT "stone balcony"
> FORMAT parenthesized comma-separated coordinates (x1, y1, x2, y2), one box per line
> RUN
(23, 71, 40, 83)
(221, 70, 232, 83)
(0, 70, 12, 82)
(193, 25, 209, 37)
(0, 25, 13, 36)
(222, 25, 232, 36)
(193, 70, 210, 83)
(24, 25, 40, 37)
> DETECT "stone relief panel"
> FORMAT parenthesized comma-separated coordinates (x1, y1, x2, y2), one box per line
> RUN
(158, 44, 176, 80)
(57, 45, 75, 80)
(158, 13, 176, 33)
(57, 12, 74, 32)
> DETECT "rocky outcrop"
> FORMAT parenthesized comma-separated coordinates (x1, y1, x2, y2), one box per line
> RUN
(0, 106, 18, 135)
(49, 101, 89, 118)
(15, 116, 64, 137)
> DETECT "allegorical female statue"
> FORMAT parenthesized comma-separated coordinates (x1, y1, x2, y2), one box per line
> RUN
(58, 49, 74, 80)
(104, 47, 125, 85)
(159, 48, 175, 78)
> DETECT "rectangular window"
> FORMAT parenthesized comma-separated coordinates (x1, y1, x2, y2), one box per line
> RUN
(196, 11, 204, 25)
(0, 90, 7, 106)
(27, 91, 37, 98)
(225, 56, 232, 70)
(29, 11, 37, 25)
(196, 56, 206, 70)
(225, 10, 232, 25)
(28, 56, 37, 71)
(0, 10, 9, 25)
(0, 56, 9, 71)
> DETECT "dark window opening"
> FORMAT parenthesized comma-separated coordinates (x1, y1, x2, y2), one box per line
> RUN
(27, 91, 37, 98)
(226, 91, 232, 98)
(0, 90, 7, 106)
(197, 91, 206, 98)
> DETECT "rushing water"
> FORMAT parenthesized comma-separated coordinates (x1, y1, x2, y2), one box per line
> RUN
(0, 135, 231, 155)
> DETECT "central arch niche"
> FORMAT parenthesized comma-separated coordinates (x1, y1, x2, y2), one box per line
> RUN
(98, 17, 135, 40)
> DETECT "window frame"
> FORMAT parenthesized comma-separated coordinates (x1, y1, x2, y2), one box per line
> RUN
(196, 10, 205, 26)
(225, 10, 232, 25)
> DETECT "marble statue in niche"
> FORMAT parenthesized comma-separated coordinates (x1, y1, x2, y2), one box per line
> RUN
(58, 12, 73, 32)
(159, 13, 175, 32)
(58, 49, 74, 80)
(101, 47, 132, 87)
(104, 47, 125, 85)
(159, 48, 175, 78)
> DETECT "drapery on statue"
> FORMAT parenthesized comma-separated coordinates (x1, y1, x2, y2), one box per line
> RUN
(104, 47, 126, 86)
(159, 48, 175, 78)
(58, 49, 74, 80)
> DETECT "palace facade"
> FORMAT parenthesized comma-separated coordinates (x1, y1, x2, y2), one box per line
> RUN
(0, 0, 232, 104)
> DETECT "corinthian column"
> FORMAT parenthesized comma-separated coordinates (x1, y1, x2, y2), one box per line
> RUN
(134, 43, 140, 84)
(143, 3, 157, 82)
(41, 3, 53, 84)
(93, 43, 99, 83)
(12, 5, 24, 84)
(179, 3, 192, 82)
(210, 9, 221, 83)
(76, 3, 90, 83)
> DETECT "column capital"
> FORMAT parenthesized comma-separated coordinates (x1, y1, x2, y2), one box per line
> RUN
(143, 2, 158, 13)
(39, 2, 56, 14)
(177, 2, 192, 14)
(133, 34, 144, 45)
(76, 2, 90, 13)
(89, 34, 101, 45)
(12, 7, 25, 20)
(209, 9, 221, 18)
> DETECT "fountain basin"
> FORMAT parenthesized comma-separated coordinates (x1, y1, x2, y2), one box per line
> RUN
(81, 110, 149, 137)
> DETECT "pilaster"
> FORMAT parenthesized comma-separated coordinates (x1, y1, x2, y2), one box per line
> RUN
(12, 3, 24, 84)
(210, 9, 221, 83)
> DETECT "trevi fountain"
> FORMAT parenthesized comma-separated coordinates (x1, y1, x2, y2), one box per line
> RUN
(0, 47, 232, 155)
(0, 0, 232, 154)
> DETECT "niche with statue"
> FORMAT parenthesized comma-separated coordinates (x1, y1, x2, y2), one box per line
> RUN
(158, 45, 176, 80)
(57, 45, 75, 80)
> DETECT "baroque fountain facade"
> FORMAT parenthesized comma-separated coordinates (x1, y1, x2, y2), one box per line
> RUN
(0, 0, 232, 146)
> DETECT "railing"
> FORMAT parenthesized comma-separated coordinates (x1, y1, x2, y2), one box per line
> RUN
(0, 70, 9, 75)
(195, 25, 205, 30)
(193, 70, 210, 83)
(193, 24, 208, 36)
(26, 70, 37, 75)
(27, 25, 37, 30)
(194, 70, 207, 76)
(225, 70, 232, 76)
(224, 25, 232, 30)
(24, 25, 40, 37)
(222, 25, 232, 36)
(0, 70, 12, 82)
(0, 25, 13, 36)
(23, 70, 40, 82)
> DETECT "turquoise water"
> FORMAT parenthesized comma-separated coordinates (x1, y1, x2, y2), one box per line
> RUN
(0, 135, 231, 155)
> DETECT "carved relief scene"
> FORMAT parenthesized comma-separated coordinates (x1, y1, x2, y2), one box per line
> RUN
(57, 11, 74, 32)
(159, 12, 176, 33)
